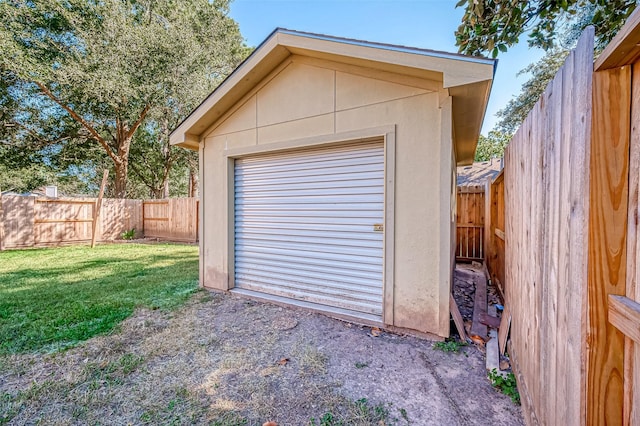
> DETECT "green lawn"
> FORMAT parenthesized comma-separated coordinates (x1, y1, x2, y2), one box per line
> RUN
(0, 243, 199, 355)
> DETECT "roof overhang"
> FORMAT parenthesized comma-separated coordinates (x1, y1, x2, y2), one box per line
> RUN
(170, 29, 496, 164)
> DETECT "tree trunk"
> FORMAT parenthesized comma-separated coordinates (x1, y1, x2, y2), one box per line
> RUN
(189, 167, 198, 198)
(150, 187, 164, 198)
(162, 176, 169, 198)
(113, 159, 128, 198)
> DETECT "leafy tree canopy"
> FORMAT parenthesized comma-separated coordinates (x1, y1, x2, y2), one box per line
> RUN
(495, 48, 569, 134)
(0, 0, 248, 197)
(455, 0, 638, 57)
(474, 130, 512, 161)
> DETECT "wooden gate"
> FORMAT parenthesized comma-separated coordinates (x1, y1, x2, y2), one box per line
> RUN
(142, 198, 199, 242)
(456, 185, 484, 260)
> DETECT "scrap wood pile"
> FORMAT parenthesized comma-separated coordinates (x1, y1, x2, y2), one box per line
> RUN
(452, 262, 512, 374)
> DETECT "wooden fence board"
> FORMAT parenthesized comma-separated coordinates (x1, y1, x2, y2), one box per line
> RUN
(100, 199, 143, 240)
(2, 196, 35, 248)
(624, 59, 640, 426)
(587, 66, 630, 425)
(33, 198, 94, 245)
(570, 35, 596, 424)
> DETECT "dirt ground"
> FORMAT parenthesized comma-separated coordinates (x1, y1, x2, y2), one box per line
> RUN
(1, 291, 523, 425)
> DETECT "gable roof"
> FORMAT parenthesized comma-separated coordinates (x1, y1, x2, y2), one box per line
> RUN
(457, 159, 502, 187)
(170, 28, 496, 165)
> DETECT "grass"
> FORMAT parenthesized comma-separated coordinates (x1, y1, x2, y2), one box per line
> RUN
(488, 369, 521, 405)
(433, 338, 468, 354)
(0, 243, 199, 355)
(309, 398, 404, 426)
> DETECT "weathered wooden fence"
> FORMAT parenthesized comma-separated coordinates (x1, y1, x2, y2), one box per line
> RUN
(456, 186, 485, 260)
(503, 27, 593, 425)
(0, 196, 199, 249)
(0, 196, 143, 249)
(143, 198, 199, 242)
(493, 16, 640, 425)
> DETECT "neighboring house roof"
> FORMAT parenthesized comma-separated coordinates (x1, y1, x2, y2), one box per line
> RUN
(457, 159, 502, 187)
(1, 186, 59, 197)
(170, 28, 496, 165)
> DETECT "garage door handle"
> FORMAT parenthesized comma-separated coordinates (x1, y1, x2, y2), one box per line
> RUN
(373, 224, 384, 232)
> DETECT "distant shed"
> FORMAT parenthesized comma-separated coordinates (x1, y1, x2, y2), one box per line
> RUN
(171, 29, 495, 338)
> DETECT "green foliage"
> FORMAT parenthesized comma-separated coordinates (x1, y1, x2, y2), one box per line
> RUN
(0, 244, 198, 354)
(474, 130, 511, 161)
(209, 413, 248, 426)
(455, 0, 637, 57)
(354, 362, 369, 369)
(488, 369, 521, 405)
(0, 0, 248, 197)
(399, 408, 409, 423)
(121, 228, 136, 240)
(495, 49, 570, 134)
(433, 338, 468, 354)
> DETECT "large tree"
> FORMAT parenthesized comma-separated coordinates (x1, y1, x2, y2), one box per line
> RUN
(0, 0, 246, 197)
(474, 130, 512, 161)
(495, 48, 569, 134)
(455, 0, 638, 57)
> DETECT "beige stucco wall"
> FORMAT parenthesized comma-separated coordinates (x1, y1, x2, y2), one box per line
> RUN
(199, 57, 454, 337)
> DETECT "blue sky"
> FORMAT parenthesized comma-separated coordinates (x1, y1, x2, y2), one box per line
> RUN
(229, 0, 546, 135)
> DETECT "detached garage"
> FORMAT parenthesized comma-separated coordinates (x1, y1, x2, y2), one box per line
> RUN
(171, 29, 495, 338)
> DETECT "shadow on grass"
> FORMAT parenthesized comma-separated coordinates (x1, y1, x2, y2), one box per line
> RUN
(0, 245, 199, 355)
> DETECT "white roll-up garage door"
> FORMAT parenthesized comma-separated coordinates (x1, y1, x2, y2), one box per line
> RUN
(233, 141, 384, 317)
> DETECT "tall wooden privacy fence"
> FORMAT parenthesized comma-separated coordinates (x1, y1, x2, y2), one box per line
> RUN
(489, 17, 640, 425)
(0, 196, 198, 250)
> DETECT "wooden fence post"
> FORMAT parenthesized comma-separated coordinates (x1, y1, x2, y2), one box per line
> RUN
(91, 170, 109, 248)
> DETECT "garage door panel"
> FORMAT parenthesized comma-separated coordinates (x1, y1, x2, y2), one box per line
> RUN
(236, 152, 383, 173)
(237, 233, 383, 249)
(235, 270, 383, 298)
(237, 143, 383, 165)
(236, 281, 382, 315)
(234, 142, 384, 317)
(237, 209, 382, 218)
(235, 171, 384, 188)
(237, 228, 382, 241)
(236, 191, 384, 200)
(236, 241, 382, 260)
(237, 205, 382, 214)
(234, 162, 382, 181)
(235, 258, 382, 281)
(235, 251, 382, 274)
(237, 236, 383, 252)
(236, 216, 380, 228)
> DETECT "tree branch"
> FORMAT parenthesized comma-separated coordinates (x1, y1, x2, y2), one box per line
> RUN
(129, 161, 159, 192)
(34, 81, 120, 164)
(126, 103, 151, 140)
